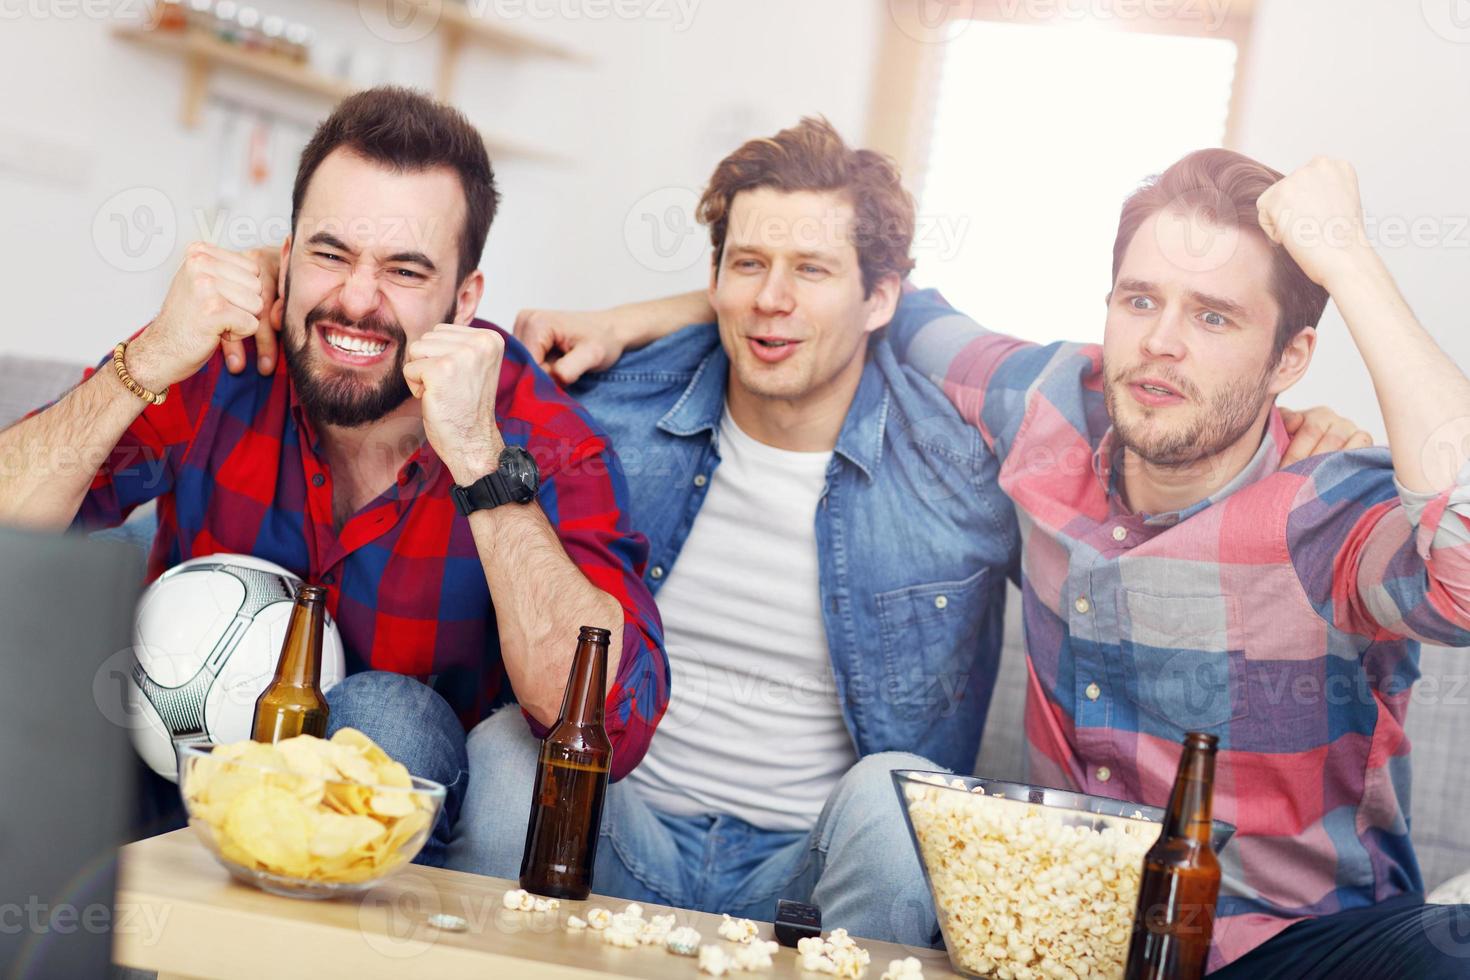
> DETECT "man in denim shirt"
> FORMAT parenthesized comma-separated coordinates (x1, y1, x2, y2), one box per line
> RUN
(444, 118, 1016, 945)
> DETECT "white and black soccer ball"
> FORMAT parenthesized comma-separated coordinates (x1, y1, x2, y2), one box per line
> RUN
(126, 554, 347, 781)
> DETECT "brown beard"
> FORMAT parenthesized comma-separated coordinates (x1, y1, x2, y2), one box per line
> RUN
(1104, 363, 1272, 467)
(281, 273, 455, 429)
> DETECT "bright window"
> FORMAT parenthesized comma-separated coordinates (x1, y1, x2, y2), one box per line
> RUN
(915, 21, 1239, 343)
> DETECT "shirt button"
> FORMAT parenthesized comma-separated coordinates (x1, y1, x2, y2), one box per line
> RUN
(1112, 526, 1127, 542)
(693, 474, 708, 488)
(650, 565, 664, 580)
(934, 595, 948, 610)
(312, 473, 325, 488)
(1096, 766, 1112, 783)
(322, 572, 335, 585)
(1074, 596, 1091, 614)
(1085, 682, 1101, 701)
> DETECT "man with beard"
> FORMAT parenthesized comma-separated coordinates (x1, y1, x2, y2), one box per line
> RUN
(885, 151, 1470, 977)
(514, 149, 1466, 974)
(0, 87, 668, 867)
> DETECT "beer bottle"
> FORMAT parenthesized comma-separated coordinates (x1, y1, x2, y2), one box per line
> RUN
(250, 585, 330, 743)
(1124, 731, 1221, 980)
(519, 626, 613, 900)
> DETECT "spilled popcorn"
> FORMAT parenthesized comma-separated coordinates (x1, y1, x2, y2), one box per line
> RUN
(797, 929, 871, 977)
(880, 956, 924, 979)
(500, 888, 560, 913)
(718, 913, 761, 944)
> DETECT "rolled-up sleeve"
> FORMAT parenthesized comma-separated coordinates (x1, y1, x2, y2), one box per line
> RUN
(527, 433, 670, 781)
(1288, 449, 1470, 646)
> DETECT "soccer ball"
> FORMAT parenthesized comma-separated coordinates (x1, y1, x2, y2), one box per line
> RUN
(126, 554, 347, 781)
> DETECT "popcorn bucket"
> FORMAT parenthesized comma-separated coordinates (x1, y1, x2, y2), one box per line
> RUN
(893, 771, 1234, 980)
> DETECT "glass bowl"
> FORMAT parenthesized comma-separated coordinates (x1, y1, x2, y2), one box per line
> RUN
(178, 741, 445, 899)
(893, 770, 1234, 980)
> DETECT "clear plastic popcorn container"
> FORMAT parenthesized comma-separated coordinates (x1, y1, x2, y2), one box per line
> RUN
(892, 771, 1234, 980)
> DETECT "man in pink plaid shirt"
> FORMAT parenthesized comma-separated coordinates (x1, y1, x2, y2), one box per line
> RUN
(883, 151, 1470, 977)
(508, 145, 1470, 974)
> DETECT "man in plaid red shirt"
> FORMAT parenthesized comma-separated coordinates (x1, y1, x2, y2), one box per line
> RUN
(0, 87, 669, 866)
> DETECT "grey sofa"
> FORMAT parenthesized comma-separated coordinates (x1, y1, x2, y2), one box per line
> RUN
(5, 353, 1466, 896)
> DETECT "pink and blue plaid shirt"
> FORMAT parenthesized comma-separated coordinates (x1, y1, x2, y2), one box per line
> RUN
(889, 289, 1470, 968)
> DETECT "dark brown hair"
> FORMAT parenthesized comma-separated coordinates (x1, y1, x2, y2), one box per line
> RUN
(290, 86, 498, 284)
(697, 116, 916, 297)
(1113, 148, 1328, 361)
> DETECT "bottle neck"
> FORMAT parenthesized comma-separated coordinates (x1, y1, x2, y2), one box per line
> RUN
(275, 590, 325, 687)
(1161, 742, 1216, 843)
(559, 635, 608, 727)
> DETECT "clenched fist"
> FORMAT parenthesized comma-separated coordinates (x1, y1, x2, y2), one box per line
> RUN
(127, 242, 273, 391)
(1257, 157, 1374, 291)
(403, 324, 507, 485)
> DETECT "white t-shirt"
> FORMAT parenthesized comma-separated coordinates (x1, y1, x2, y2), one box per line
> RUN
(625, 410, 858, 831)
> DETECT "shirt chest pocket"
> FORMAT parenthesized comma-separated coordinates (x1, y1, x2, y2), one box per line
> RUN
(876, 567, 992, 720)
(1120, 590, 1249, 735)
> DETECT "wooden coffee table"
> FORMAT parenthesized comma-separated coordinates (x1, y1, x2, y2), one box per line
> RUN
(113, 829, 965, 979)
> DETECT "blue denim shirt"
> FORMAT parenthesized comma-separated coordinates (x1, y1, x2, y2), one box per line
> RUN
(569, 320, 1019, 773)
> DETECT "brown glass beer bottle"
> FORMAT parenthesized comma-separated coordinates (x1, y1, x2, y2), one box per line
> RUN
(1124, 731, 1222, 980)
(519, 626, 613, 900)
(250, 585, 330, 743)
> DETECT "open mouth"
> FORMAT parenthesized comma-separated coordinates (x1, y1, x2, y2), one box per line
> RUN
(1128, 376, 1186, 406)
(315, 323, 394, 366)
(747, 336, 802, 364)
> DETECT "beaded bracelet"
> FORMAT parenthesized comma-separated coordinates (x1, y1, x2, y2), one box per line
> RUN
(112, 342, 168, 406)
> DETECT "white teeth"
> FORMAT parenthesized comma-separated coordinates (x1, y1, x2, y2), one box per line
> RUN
(1141, 384, 1173, 395)
(324, 329, 388, 356)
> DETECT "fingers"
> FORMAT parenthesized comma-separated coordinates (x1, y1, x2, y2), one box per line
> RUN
(255, 311, 280, 375)
(550, 341, 604, 386)
(514, 309, 556, 370)
(1279, 407, 1301, 433)
(402, 358, 427, 399)
(1346, 431, 1373, 451)
(188, 241, 259, 276)
(213, 276, 265, 318)
(221, 337, 248, 374)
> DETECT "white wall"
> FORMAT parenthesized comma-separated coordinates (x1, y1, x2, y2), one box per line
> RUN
(0, 0, 883, 364)
(1234, 0, 1470, 439)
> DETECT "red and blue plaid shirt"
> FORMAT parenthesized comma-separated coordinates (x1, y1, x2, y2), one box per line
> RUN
(66, 321, 669, 780)
(890, 289, 1470, 969)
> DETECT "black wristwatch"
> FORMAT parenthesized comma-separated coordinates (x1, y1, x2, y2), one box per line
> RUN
(451, 446, 541, 516)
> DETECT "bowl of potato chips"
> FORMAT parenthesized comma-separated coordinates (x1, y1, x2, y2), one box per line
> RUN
(177, 729, 445, 899)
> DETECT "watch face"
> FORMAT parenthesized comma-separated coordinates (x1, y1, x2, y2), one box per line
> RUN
(499, 447, 540, 501)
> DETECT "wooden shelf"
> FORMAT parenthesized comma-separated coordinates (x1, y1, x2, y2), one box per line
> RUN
(340, 0, 592, 100)
(114, 25, 567, 163)
(115, 27, 356, 127)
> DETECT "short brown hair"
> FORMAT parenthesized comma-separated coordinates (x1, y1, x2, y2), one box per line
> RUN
(697, 117, 916, 297)
(290, 86, 498, 285)
(1113, 148, 1328, 361)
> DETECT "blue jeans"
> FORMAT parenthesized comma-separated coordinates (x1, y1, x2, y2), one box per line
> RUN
(324, 671, 469, 868)
(1208, 892, 1470, 979)
(443, 708, 943, 950)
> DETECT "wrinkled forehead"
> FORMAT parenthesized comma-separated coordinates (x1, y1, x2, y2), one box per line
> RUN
(295, 148, 465, 265)
(725, 186, 859, 260)
(1117, 209, 1281, 323)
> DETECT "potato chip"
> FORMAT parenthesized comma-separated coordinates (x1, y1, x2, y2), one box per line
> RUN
(188, 732, 438, 888)
(224, 784, 312, 875)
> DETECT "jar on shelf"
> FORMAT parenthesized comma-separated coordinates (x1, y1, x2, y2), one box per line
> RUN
(152, 0, 187, 31)
(212, 0, 239, 43)
(235, 6, 264, 50)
